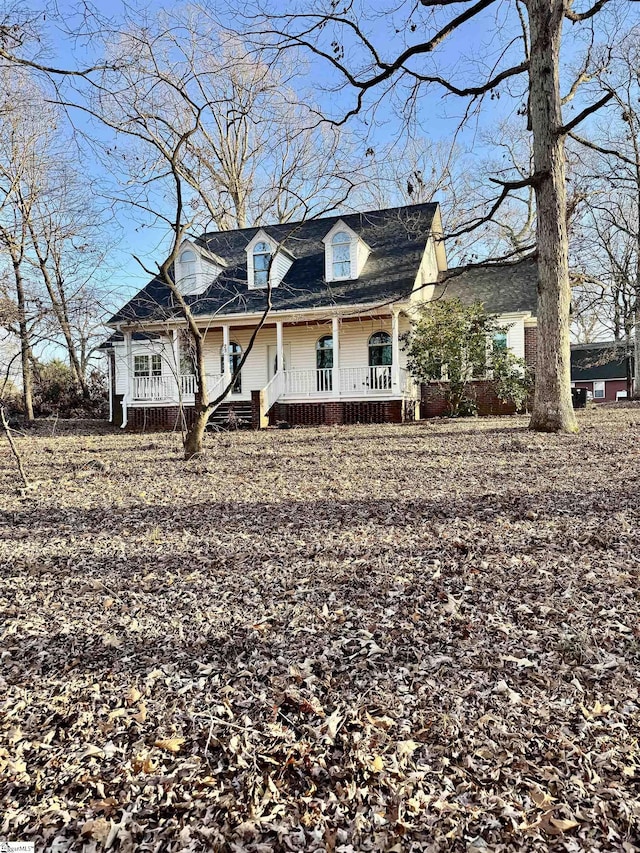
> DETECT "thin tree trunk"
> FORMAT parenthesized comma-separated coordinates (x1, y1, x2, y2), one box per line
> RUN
(633, 305, 640, 398)
(183, 408, 209, 459)
(26, 221, 89, 396)
(1, 405, 30, 488)
(528, 0, 578, 433)
(182, 321, 210, 459)
(13, 259, 34, 423)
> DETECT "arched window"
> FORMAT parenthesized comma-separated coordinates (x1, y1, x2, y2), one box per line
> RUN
(253, 241, 271, 288)
(221, 341, 242, 393)
(180, 249, 196, 278)
(368, 331, 392, 390)
(368, 331, 392, 367)
(332, 231, 351, 279)
(316, 334, 333, 391)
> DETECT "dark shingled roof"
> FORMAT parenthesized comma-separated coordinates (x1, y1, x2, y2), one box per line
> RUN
(108, 203, 439, 325)
(434, 258, 538, 316)
(571, 341, 632, 381)
(97, 331, 160, 349)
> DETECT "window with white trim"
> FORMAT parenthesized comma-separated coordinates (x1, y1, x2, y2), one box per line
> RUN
(253, 242, 271, 288)
(134, 354, 162, 377)
(179, 249, 196, 277)
(332, 231, 351, 279)
(593, 380, 605, 399)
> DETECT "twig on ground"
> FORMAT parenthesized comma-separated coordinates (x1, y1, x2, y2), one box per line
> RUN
(1, 405, 30, 490)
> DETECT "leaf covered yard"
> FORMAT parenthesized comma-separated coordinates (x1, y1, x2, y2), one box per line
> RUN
(1, 409, 639, 852)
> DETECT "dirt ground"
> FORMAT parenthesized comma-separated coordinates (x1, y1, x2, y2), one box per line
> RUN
(1, 407, 639, 852)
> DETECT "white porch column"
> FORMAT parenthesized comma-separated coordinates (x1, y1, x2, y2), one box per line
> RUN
(171, 329, 180, 398)
(123, 327, 133, 428)
(276, 320, 284, 373)
(222, 323, 231, 387)
(391, 310, 401, 393)
(332, 315, 340, 397)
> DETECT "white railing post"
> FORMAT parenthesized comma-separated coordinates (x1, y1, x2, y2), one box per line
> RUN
(276, 320, 284, 373)
(123, 329, 133, 426)
(172, 329, 181, 399)
(391, 310, 400, 393)
(332, 316, 340, 397)
(222, 324, 231, 386)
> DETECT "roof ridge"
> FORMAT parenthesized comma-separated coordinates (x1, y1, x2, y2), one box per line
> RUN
(198, 201, 439, 241)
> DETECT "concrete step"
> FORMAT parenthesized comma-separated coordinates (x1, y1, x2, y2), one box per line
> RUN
(207, 401, 253, 430)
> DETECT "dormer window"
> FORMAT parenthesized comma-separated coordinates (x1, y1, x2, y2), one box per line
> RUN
(253, 241, 271, 288)
(180, 249, 196, 275)
(175, 243, 221, 296)
(332, 232, 352, 279)
(246, 230, 291, 290)
(323, 221, 369, 283)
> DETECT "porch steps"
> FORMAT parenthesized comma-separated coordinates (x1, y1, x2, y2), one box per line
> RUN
(207, 400, 253, 430)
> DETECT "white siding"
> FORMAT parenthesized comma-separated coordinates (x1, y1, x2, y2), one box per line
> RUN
(203, 327, 275, 400)
(410, 236, 439, 304)
(114, 335, 174, 397)
(501, 316, 526, 360)
(113, 342, 128, 395)
(272, 250, 293, 286)
(355, 238, 370, 277)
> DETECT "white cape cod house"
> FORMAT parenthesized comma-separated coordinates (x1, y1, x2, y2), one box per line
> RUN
(102, 203, 538, 429)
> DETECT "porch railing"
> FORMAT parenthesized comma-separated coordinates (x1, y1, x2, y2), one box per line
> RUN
(132, 366, 419, 405)
(133, 375, 173, 401)
(262, 370, 285, 413)
(283, 368, 333, 396)
(133, 373, 225, 401)
(180, 373, 197, 396)
(339, 366, 392, 393)
(207, 374, 227, 403)
(399, 367, 417, 397)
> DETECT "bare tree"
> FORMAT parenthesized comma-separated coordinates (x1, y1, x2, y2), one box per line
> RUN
(569, 26, 640, 396)
(235, 0, 624, 432)
(90, 12, 362, 233)
(0, 63, 112, 413)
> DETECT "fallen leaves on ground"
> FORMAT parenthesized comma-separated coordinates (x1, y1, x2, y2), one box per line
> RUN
(1, 407, 639, 851)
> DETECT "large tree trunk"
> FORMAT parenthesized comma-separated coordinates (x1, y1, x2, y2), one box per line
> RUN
(527, 0, 578, 433)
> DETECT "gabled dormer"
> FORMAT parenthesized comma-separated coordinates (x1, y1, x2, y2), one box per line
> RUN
(322, 220, 371, 283)
(246, 230, 293, 290)
(175, 241, 224, 296)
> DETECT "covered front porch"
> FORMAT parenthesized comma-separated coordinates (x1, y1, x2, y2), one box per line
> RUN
(114, 309, 419, 428)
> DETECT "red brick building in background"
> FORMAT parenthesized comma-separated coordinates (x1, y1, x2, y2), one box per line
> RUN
(571, 341, 634, 402)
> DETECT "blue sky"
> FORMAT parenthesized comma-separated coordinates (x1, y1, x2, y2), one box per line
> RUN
(23, 0, 633, 304)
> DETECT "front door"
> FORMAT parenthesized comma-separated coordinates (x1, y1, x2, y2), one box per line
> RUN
(267, 344, 291, 379)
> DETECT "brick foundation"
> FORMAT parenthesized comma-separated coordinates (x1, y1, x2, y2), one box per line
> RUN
(270, 399, 405, 427)
(127, 398, 413, 431)
(421, 381, 521, 418)
(126, 406, 196, 432)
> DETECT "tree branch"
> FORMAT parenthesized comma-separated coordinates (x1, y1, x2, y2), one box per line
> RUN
(558, 91, 614, 136)
(568, 132, 635, 166)
(564, 0, 611, 22)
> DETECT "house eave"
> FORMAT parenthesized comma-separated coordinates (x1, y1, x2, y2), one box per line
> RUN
(108, 300, 413, 333)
